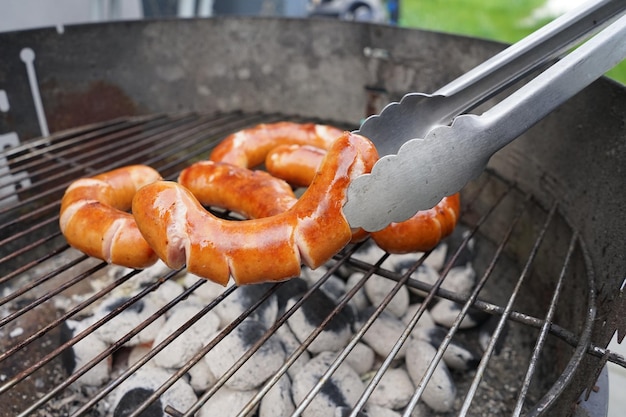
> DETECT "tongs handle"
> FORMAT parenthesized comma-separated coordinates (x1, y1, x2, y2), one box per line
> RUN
(477, 12, 626, 157)
(436, 0, 624, 100)
(359, 0, 625, 157)
(345, 13, 626, 232)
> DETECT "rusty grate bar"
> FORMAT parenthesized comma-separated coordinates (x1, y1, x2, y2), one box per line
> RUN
(512, 232, 578, 416)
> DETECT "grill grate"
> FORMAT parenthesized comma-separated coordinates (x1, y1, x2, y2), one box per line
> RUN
(0, 112, 624, 417)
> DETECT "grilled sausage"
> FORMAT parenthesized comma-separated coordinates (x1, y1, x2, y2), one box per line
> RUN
(178, 161, 297, 218)
(209, 121, 343, 168)
(59, 165, 162, 269)
(265, 144, 326, 188)
(213, 139, 370, 243)
(371, 194, 461, 253)
(132, 132, 378, 286)
(263, 143, 461, 253)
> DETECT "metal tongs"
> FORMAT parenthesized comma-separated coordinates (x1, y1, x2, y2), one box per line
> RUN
(343, 0, 626, 232)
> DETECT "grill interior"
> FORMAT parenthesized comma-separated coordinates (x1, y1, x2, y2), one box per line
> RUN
(1, 112, 623, 417)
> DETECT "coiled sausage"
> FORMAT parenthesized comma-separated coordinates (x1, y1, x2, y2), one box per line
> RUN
(59, 165, 162, 269)
(132, 132, 378, 285)
(178, 161, 297, 218)
(265, 144, 326, 188)
(209, 121, 343, 168)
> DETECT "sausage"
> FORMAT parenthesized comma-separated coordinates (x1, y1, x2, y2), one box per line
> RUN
(132, 132, 379, 286)
(59, 165, 162, 269)
(264, 143, 370, 243)
(265, 144, 326, 188)
(370, 194, 461, 254)
(209, 121, 343, 168)
(178, 161, 297, 218)
(263, 143, 461, 252)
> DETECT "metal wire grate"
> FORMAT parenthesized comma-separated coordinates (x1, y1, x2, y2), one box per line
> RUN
(0, 112, 623, 417)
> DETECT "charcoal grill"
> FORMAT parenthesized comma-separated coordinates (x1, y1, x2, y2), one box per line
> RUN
(0, 16, 625, 417)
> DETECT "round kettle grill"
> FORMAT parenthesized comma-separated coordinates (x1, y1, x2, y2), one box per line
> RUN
(0, 17, 624, 417)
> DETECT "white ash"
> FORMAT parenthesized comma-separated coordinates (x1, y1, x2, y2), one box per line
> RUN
(149, 280, 186, 310)
(92, 292, 166, 346)
(406, 263, 439, 298)
(286, 289, 352, 354)
(429, 299, 486, 329)
(359, 307, 408, 358)
(345, 342, 375, 376)
(335, 406, 367, 417)
(204, 320, 285, 390)
(117, 263, 186, 308)
(182, 272, 233, 303)
(301, 266, 347, 301)
(441, 263, 476, 295)
(126, 343, 152, 369)
(345, 272, 370, 311)
(423, 242, 448, 271)
(407, 253, 475, 299)
(350, 242, 387, 265)
(366, 367, 414, 410)
(89, 264, 187, 346)
(291, 351, 365, 417)
(60, 319, 111, 386)
(350, 243, 421, 273)
(273, 277, 308, 315)
(152, 304, 220, 369)
(382, 251, 424, 271)
(412, 326, 480, 372)
(9, 327, 24, 338)
(367, 241, 446, 274)
(110, 366, 197, 417)
(405, 338, 456, 413)
(320, 274, 349, 303)
(275, 323, 311, 380)
(198, 386, 258, 417)
(406, 402, 433, 417)
(299, 265, 329, 286)
(214, 283, 278, 329)
(364, 275, 409, 318)
(186, 359, 216, 393)
(106, 260, 172, 281)
(422, 263, 481, 329)
(106, 265, 132, 281)
(402, 303, 436, 329)
(365, 244, 432, 273)
(301, 269, 360, 326)
(259, 373, 295, 417)
(364, 404, 402, 417)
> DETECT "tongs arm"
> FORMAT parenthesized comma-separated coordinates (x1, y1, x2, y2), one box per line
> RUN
(357, 0, 626, 157)
(345, 11, 626, 232)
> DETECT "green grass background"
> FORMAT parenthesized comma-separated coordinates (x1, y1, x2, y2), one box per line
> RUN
(397, 0, 626, 84)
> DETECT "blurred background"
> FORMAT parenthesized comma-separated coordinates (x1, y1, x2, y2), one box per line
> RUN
(1, 1, 625, 415)
(1, 0, 624, 83)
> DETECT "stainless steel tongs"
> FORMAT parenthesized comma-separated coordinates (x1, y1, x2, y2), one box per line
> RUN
(343, 0, 626, 232)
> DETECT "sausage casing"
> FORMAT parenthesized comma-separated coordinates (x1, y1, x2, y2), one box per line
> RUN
(178, 161, 297, 218)
(59, 165, 162, 268)
(265, 144, 326, 188)
(209, 122, 343, 168)
(371, 194, 461, 253)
